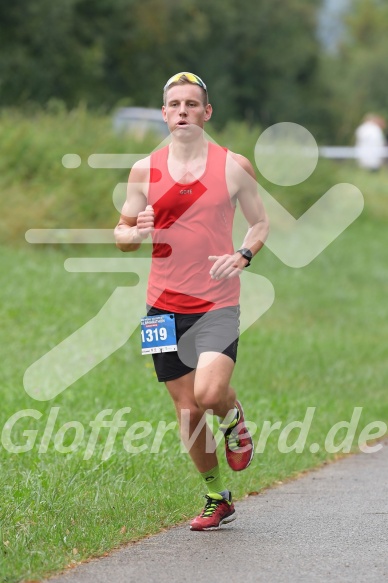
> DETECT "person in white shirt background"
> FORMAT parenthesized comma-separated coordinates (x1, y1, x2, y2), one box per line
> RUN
(355, 114, 386, 172)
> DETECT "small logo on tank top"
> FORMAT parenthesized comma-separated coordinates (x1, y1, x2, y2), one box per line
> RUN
(179, 188, 192, 195)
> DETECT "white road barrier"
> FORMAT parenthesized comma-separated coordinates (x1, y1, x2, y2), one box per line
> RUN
(319, 146, 388, 159)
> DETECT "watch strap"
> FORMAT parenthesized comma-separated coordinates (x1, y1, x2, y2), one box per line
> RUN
(236, 248, 252, 267)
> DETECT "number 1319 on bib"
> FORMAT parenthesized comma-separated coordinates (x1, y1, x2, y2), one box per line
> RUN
(140, 314, 177, 355)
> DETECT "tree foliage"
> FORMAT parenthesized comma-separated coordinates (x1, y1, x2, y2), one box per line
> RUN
(1, 0, 388, 142)
(0, 0, 323, 129)
(320, 0, 388, 142)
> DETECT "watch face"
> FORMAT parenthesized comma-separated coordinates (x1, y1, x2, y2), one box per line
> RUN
(237, 248, 252, 266)
(241, 248, 252, 259)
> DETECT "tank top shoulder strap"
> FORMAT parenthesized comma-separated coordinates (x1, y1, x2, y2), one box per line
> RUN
(206, 142, 228, 182)
(150, 145, 169, 184)
(207, 141, 227, 164)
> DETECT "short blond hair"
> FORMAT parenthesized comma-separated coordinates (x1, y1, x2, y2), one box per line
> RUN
(163, 74, 208, 106)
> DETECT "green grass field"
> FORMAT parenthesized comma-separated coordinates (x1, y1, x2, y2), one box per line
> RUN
(0, 110, 387, 581)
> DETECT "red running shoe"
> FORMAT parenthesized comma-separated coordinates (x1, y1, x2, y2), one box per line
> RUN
(222, 400, 254, 471)
(190, 492, 236, 531)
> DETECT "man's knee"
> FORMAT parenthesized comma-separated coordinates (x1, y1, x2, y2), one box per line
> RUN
(194, 381, 228, 412)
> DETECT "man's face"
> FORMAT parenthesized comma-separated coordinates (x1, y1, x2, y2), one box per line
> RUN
(162, 84, 212, 136)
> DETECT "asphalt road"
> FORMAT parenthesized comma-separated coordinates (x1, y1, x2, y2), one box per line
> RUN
(46, 443, 388, 583)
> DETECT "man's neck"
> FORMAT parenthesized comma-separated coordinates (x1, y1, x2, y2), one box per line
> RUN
(169, 135, 209, 163)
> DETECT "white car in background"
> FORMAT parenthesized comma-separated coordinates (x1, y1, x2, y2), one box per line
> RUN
(113, 107, 169, 139)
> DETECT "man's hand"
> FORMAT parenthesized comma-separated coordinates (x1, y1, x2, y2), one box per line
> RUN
(208, 253, 248, 280)
(137, 205, 155, 238)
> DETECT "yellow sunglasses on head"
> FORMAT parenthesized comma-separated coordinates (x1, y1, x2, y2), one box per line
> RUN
(164, 72, 207, 92)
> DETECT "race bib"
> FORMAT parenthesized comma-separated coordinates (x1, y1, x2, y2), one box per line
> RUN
(140, 314, 177, 355)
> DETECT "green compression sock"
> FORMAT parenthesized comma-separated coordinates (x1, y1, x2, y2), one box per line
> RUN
(201, 465, 226, 495)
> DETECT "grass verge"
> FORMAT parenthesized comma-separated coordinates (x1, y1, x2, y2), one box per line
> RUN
(0, 112, 387, 580)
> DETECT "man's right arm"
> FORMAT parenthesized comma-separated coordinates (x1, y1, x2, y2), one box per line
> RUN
(114, 159, 154, 252)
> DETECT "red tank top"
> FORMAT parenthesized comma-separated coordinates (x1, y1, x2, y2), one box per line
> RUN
(147, 141, 240, 313)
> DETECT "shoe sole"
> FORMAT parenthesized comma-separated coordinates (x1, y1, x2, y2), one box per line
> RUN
(190, 514, 236, 531)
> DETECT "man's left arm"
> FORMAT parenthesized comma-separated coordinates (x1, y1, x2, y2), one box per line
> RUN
(209, 153, 269, 280)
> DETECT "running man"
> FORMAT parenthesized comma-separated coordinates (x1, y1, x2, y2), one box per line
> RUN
(114, 72, 269, 530)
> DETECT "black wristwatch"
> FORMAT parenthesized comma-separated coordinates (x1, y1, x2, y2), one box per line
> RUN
(236, 248, 253, 267)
